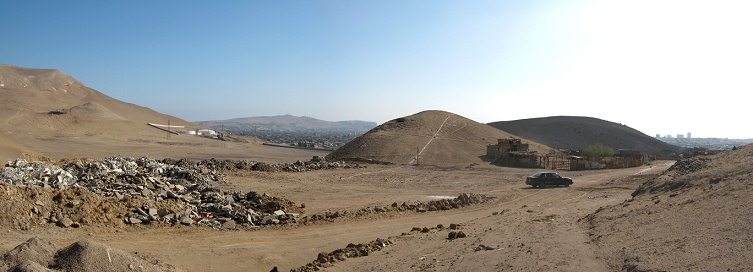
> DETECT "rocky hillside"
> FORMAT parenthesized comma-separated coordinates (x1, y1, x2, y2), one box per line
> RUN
(489, 116, 679, 158)
(327, 110, 551, 165)
(586, 144, 753, 271)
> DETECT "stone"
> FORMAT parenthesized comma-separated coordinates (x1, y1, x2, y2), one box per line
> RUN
(474, 244, 496, 251)
(179, 215, 193, 225)
(273, 210, 286, 216)
(456, 231, 467, 238)
(448, 231, 457, 240)
(449, 223, 458, 230)
(222, 220, 237, 229)
(126, 217, 142, 224)
(58, 217, 74, 228)
(262, 215, 280, 225)
(157, 208, 170, 217)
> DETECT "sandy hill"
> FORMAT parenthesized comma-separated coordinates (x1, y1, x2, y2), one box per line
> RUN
(488, 116, 679, 158)
(0, 65, 325, 162)
(327, 110, 551, 165)
(587, 145, 753, 271)
(197, 114, 376, 133)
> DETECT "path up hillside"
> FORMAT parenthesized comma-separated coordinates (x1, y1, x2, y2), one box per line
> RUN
(489, 116, 679, 158)
(586, 144, 753, 271)
(327, 110, 551, 165)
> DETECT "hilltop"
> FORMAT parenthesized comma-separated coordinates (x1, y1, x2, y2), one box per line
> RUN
(587, 144, 753, 271)
(489, 116, 679, 157)
(327, 110, 551, 165)
(197, 115, 376, 133)
(0, 65, 325, 162)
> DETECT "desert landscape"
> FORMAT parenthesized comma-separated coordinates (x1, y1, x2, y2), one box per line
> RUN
(3, 2, 753, 271)
(1, 66, 751, 271)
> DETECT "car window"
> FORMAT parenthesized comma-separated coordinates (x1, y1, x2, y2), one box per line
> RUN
(533, 173, 543, 178)
(552, 173, 561, 178)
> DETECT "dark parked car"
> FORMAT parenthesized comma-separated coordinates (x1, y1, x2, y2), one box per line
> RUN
(526, 172, 573, 188)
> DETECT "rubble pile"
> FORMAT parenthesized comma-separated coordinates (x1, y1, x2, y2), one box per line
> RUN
(300, 193, 492, 224)
(0, 157, 301, 229)
(168, 157, 364, 173)
(290, 238, 393, 272)
(667, 157, 711, 176)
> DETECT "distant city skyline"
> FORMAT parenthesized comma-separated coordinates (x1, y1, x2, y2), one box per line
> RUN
(2, 1, 752, 138)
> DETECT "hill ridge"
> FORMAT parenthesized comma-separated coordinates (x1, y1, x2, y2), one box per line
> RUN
(328, 110, 551, 165)
(488, 116, 679, 158)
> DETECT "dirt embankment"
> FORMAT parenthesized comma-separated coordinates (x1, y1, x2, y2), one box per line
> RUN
(586, 145, 753, 271)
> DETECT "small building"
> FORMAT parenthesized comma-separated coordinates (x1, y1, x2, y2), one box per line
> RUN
(489, 138, 542, 168)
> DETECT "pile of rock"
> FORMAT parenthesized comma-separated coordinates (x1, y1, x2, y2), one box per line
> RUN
(1, 157, 300, 229)
(290, 238, 392, 272)
(122, 191, 300, 228)
(667, 157, 711, 176)
(174, 157, 363, 173)
(300, 193, 492, 224)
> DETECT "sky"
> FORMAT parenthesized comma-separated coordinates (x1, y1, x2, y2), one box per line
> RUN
(1, 0, 752, 138)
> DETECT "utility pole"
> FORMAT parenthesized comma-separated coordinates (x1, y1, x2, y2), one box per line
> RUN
(416, 145, 419, 166)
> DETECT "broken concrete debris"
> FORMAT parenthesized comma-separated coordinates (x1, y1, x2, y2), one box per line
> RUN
(1, 157, 302, 228)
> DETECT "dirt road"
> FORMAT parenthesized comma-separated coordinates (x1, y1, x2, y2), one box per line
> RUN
(0, 162, 672, 271)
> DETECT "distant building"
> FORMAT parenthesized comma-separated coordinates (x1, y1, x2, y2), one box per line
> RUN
(656, 134, 661, 138)
(677, 134, 684, 139)
(666, 134, 673, 138)
(687, 132, 692, 139)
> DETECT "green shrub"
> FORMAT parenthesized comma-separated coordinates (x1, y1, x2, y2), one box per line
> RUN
(583, 143, 615, 158)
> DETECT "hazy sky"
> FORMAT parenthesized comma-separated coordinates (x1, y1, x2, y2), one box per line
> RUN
(2, 1, 752, 138)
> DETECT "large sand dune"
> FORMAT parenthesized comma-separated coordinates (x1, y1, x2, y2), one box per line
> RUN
(327, 110, 551, 165)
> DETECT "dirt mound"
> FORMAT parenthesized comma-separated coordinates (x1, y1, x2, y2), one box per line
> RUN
(8, 260, 54, 272)
(489, 116, 680, 158)
(586, 144, 753, 271)
(0, 156, 312, 230)
(1, 238, 174, 272)
(54, 240, 168, 272)
(3, 237, 57, 268)
(327, 110, 550, 165)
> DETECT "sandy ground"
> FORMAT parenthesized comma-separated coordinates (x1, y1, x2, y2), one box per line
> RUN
(0, 161, 672, 271)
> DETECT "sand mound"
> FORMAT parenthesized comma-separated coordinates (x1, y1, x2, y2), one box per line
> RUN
(9, 260, 54, 272)
(3, 238, 57, 269)
(1, 238, 174, 272)
(327, 110, 550, 165)
(586, 144, 753, 271)
(54, 240, 166, 272)
(489, 116, 679, 158)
